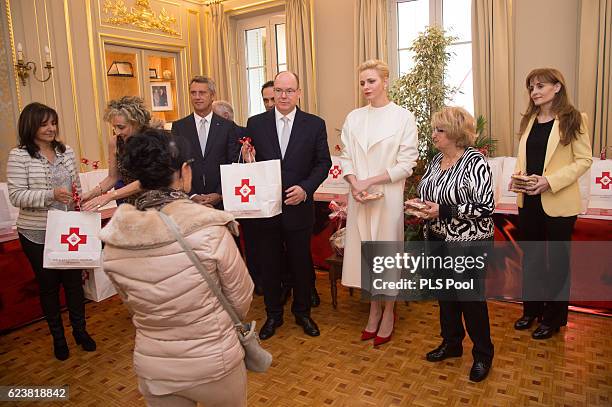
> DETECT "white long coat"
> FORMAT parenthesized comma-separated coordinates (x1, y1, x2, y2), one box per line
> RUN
(339, 102, 418, 288)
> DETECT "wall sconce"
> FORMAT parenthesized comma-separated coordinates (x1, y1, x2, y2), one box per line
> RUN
(14, 43, 54, 86)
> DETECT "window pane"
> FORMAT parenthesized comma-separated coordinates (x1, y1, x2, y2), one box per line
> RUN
(443, 0, 472, 42)
(446, 43, 473, 114)
(245, 27, 266, 68)
(397, 0, 429, 49)
(275, 23, 286, 72)
(247, 67, 266, 116)
(398, 49, 415, 76)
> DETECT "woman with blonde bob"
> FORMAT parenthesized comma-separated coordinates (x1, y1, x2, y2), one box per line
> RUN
(82, 96, 156, 210)
(510, 68, 592, 339)
(406, 106, 495, 382)
(340, 59, 418, 347)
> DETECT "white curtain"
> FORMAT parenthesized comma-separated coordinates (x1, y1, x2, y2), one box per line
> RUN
(577, 0, 611, 156)
(286, 0, 317, 114)
(471, 0, 514, 157)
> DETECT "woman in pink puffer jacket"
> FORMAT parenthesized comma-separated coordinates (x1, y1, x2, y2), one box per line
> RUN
(100, 129, 253, 407)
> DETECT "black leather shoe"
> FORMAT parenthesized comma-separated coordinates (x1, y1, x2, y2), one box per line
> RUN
(469, 361, 491, 382)
(532, 324, 560, 340)
(311, 287, 321, 308)
(73, 330, 96, 351)
(280, 286, 292, 306)
(425, 342, 463, 362)
(514, 315, 538, 330)
(53, 337, 69, 361)
(259, 317, 283, 340)
(295, 316, 320, 337)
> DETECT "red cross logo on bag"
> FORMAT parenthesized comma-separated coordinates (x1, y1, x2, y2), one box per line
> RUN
(329, 165, 342, 179)
(60, 227, 88, 251)
(595, 171, 611, 190)
(235, 179, 256, 202)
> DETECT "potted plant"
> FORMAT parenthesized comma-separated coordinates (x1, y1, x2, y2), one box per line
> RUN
(389, 26, 457, 239)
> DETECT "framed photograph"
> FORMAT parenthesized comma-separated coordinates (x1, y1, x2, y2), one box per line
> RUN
(151, 82, 173, 111)
(148, 68, 158, 79)
(107, 61, 134, 77)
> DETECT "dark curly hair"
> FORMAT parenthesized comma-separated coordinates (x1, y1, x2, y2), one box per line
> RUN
(18, 102, 66, 157)
(121, 129, 193, 190)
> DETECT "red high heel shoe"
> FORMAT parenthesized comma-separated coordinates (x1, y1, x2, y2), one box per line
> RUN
(361, 317, 382, 341)
(361, 329, 378, 341)
(373, 312, 396, 347)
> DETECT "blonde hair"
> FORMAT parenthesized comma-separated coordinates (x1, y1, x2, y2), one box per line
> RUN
(104, 96, 151, 131)
(358, 59, 390, 79)
(431, 106, 476, 148)
(212, 100, 234, 121)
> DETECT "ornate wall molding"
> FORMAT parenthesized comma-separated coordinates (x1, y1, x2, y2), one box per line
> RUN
(102, 0, 180, 36)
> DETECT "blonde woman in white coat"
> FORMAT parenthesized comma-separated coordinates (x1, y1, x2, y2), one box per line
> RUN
(340, 60, 418, 346)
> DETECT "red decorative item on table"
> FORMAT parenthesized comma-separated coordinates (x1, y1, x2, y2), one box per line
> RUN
(71, 181, 81, 211)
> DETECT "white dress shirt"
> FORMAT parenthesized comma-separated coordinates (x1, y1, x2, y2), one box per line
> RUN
(193, 110, 213, 153)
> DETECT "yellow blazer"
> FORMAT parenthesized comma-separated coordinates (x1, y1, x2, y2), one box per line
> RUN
(514, 113, 592, 217)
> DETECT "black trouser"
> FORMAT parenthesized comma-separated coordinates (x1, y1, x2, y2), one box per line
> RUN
(439, 300, 494, 363)
(240, 219, 262, 287)
(519, 195, 576, 327)
(247, 219, 314, 318)
(19, 233, 87, 339)
(430, 235, 494, 363)
(243, 221, 313, 294)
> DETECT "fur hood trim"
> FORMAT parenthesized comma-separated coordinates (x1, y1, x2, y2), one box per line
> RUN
(99, 199, 239, 249)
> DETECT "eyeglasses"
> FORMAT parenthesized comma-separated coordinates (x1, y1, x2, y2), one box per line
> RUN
(273, 88, 296, 96)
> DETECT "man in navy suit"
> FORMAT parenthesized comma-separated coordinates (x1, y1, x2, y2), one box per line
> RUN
(172, 76, 238, 209)
(242, 71, 331, 339)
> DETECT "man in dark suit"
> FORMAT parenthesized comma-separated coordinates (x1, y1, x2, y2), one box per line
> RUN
(172, 76, 238, 209)
(242, 71, 331, 339)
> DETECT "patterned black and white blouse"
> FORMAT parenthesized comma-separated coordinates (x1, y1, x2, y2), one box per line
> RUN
(417, 147, 494, 241)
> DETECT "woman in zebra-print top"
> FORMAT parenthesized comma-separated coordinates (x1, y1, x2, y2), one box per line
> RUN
(415, 138, 494, 241)
(406, 106, 494, 382)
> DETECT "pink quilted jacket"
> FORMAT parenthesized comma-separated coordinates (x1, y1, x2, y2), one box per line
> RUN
(99, 199, 253, 393)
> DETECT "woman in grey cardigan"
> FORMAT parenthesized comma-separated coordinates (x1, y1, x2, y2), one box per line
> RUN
(7, 102, 96, 360)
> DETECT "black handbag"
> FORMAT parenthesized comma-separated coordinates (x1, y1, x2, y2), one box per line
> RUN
(157, 211, 272, 373)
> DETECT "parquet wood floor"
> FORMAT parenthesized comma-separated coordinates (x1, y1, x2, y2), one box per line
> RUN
(1, 271, 610, 406)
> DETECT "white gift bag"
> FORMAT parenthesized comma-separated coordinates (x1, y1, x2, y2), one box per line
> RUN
(82, 267, 116, 302)
(220, 159, 282, 218)
(316, 156, 350, 194)
(486, 157, 505, 205)
(588, 158, 612, 209)
(577, 167, 591, 214)
(498, 156, 518, 205)
(0, 183, 19, 230)
(43, 210, 102, 269)
(79, 169, 117, 210)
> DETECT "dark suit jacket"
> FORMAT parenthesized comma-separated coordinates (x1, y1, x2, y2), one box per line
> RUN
(172, 112, 239, 200)
(245, 108, 331, 230)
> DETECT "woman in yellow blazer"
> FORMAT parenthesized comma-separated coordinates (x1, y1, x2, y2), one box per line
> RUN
(510, 68, 592, 339)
